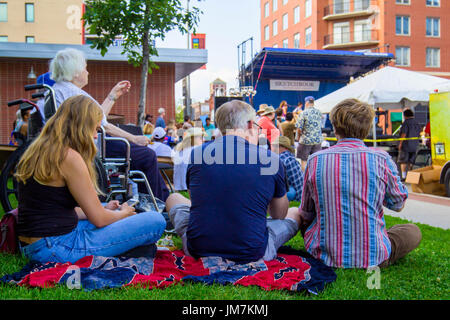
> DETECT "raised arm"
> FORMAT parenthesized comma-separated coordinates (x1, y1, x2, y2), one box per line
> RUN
(100, 80, 131, 117)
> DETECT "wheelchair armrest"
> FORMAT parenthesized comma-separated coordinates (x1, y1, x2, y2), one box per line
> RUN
(98, 126, 131, 172)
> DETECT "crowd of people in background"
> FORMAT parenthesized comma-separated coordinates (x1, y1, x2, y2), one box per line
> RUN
(13, 46, 424, 271)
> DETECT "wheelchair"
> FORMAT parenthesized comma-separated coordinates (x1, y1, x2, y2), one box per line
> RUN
(0, 84, 166, 221)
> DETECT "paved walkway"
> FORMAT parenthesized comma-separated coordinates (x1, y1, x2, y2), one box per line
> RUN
(384, 185, 450, 230)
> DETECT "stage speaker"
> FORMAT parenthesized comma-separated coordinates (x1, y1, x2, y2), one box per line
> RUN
(214, 96, 244, 110)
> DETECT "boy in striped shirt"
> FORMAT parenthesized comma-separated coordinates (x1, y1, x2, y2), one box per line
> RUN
(299, 99, 421, 268)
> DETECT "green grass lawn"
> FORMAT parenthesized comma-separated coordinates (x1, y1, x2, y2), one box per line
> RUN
(0, 199, 449, 300)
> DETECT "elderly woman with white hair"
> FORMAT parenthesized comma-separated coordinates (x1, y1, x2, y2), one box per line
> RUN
(48, 48, 169, 201)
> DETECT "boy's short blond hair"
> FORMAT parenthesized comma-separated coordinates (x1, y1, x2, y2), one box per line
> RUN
(330, 99, 375, 140)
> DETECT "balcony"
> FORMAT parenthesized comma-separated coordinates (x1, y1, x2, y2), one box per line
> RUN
(323, 0, 377, 21)
(323, 29, 379, 49)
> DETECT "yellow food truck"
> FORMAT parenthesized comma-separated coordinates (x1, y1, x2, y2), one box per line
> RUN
(407, 90, 450, 197)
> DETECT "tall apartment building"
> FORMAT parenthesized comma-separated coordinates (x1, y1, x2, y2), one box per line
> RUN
(260, 0, 449, 78)
(0, 0, 85, 44)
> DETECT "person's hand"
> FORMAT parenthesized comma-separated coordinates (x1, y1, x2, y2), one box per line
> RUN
(104, 200, 120, 211)
(109, 80, 131, 100)
(132, 135, 151, 146)
(119, 202, 136, 217)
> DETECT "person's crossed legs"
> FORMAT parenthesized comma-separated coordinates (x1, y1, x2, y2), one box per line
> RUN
(165, 193, 302, 261)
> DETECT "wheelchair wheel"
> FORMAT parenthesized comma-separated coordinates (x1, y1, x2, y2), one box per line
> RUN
(0, 142, 29, 212)
(94, 156, 109, 202)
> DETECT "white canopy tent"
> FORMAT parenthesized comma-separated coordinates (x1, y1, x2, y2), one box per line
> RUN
(315, 66, 450, 113)
(314, 67, 450, 146)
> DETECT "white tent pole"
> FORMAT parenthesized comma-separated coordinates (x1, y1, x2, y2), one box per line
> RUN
(372, 105, 377, 147)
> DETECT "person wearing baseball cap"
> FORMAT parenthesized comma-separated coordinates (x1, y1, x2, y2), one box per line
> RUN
(272, 136, 304, 202)
(148, 127, 172, 157)
(295, 95, 323, 171)
(304, 96, 315, 103)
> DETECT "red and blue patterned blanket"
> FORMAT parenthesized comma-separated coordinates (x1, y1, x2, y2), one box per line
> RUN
(1, 247, 336, 294)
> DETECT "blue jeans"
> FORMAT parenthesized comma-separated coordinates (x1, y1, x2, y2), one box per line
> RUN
(20, 211, 166, 264)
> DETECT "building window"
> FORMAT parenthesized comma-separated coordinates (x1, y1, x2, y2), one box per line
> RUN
(283, 0, 288, 5)
(395, 0, 410, 4)
(273, 43, 278, 48)
(264, 2, 269, 17)
(305, 26, 312, 46)
(273, 0, 277, 12)
(294, 6, 300, 24)
(395, 16, 410, 35)
(26, 36, 35, 43)
(282, 13, 288, 30)
(294, 33, 300, 48)
(0, 3, 7, 22)
(25, 3, 34, 22)
(354, 19, 371, 42)
(0, 35, 7, 42)
(273, 20, 278, 36)
(426, 0, 440, 6)
(264, 25, 269, 41)
(395, 46, 410, 66)
(282, 38, 289, 48)
(426, 48, 440, 67)
(333, 22, 350, 44)
(354, 0, 370, 11)
(334, 0, 350, 14)
(305, 0, 312, 18)
(426, 17, 440, 37)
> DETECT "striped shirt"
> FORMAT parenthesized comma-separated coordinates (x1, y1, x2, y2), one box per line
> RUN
(300, 138, 408, 268)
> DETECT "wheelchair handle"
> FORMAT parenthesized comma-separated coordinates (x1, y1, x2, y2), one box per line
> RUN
(31, 92, 45, 99)
(24, 83, 54, 91)
(7, 98, 37, 108)
(7, 99, 25, 107)
(24, 84, 44, 91)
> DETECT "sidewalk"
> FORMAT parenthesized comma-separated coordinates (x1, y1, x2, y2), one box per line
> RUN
(384, 184, 450, 230)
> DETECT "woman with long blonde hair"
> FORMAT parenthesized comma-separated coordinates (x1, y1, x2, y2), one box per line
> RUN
(15, 95, 165, 264)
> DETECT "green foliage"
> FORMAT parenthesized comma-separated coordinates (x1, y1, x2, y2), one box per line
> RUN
(83, 0, 201, 69)
(175, 103, 185, 123)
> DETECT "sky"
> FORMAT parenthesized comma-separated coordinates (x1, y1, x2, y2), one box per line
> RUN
(155, 0, 261, 105)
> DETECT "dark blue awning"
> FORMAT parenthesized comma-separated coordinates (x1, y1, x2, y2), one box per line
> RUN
(244, 47, 394, 84)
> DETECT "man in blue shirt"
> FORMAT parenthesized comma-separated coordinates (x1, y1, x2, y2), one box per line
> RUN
(155, 107, 166, 128)
(165, 100, 302, 263)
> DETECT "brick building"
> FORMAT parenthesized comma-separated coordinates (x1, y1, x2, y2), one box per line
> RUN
(0, 42, 207, 144)
(260, 0, 449, 78)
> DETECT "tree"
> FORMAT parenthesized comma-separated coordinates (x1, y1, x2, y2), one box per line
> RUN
(83, 0, 201, 126)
